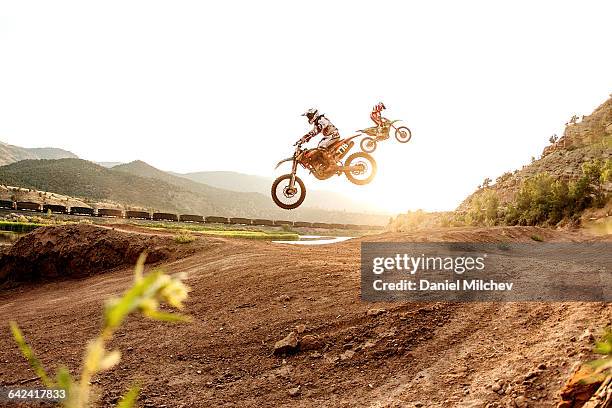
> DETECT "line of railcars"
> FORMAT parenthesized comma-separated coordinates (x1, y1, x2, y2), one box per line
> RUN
(0, 200, 384, 230)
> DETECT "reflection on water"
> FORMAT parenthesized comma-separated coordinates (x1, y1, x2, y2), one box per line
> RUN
(0, 231, 22, 245)
(273, 235, 353, 245)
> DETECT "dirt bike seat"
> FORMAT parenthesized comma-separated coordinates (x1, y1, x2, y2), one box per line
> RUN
(328, 139, 347, 150)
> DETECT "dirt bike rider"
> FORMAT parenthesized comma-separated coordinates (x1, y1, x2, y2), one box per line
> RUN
(297, 108, 340, 164)
(370, 102, 386, 136)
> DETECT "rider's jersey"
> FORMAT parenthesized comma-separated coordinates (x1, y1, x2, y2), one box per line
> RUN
(370, 106, 384, 126)
(303, 114, 339, 142)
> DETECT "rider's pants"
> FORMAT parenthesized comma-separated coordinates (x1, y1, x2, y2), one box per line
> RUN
(318, 135, 340, 148)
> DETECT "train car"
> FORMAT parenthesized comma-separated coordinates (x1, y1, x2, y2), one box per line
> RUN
(312, 222, 331, 229)
(126, 210, 151, 220)
(179, 214, 204, 223)
(152, 212, 179, 222)
(229, 217, 252, 225)
(369, 225, 385, 231)
(273, 220, 293, 227)
(329, 223, 345, 229)
(70, 206, 95, 216)
(42, 204, 68, 214)
(0, 200, 14, 210)
(16, 201, 42, 212)
(293, 221, 313, 228)
(204, 216, 229, 224)
(344, 224, 362, 230)
(97, 208, 123, 218)
(252, 218, 274, 226)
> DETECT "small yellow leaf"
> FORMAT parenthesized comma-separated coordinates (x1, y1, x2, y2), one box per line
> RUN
(134, 253, 147, 282)
(99, 350, 121, 371)
(84, 340, 104, 372)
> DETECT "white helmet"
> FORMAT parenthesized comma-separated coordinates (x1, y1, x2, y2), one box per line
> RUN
(302, 108, 319, 124)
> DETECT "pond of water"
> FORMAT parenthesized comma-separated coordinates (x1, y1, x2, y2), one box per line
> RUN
(273, 235, 353, 245)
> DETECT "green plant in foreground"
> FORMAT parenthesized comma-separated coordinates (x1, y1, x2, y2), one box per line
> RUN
(174, 231, 196, 244)
(0, 221, 44, 233)
(10, 254, 190, 407)
(585, 329, 612, 380)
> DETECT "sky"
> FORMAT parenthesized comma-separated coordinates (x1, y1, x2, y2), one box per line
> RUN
(0, 1, 611, 214)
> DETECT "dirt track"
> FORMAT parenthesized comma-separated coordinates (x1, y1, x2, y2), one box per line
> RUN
(0, 225, 610, 407)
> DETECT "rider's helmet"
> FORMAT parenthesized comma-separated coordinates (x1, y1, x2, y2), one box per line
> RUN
(375, 102, 386, 112)
(302, 108, 319, 124)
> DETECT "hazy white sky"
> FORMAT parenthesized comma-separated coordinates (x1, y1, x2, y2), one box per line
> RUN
(0, 1, 611, 213)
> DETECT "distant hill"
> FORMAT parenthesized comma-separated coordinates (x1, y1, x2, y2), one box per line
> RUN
(0, 158, 389, 224)
(97, 162, 123, 168)
(0, 185, 89, 208)
(179, 171, 272, 193)
(0, 158, 217, 213)
(178, 170, 382, 213)
(112, 160, 273, 213)
(0, 141, 78, 166)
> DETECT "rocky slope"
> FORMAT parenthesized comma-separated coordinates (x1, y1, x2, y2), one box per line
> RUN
(460, 97, 612, 208)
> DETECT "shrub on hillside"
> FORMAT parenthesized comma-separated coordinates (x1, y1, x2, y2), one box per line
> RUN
(174, 231, 196, 244)
(389, 210, 428, 232)
(505, 159, 611, 226)
(465, 189, 500, 226)
(495, 171, 512, 184)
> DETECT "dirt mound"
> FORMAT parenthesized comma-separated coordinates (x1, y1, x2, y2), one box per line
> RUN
(0, 224, 201, 284)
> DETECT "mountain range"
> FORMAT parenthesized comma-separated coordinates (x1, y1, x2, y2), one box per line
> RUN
(174, 170, 380, 214)
(0, 138, 384, 216)
(0, 157, 388, 224)
(0, 141, 77, 166)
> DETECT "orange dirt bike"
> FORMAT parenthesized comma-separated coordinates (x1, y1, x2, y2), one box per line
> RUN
(358, 118, 412, 153)
(272, 136, 377, 209)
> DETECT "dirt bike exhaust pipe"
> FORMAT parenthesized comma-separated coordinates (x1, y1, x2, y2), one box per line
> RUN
(340, 165, 365, 172)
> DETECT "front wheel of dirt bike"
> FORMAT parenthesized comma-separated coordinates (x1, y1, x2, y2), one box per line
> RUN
(360, 137, 377, 153)
(271, 174, 306, 209)
(395, 126, 412, 143)
(344, 152, 377, 185)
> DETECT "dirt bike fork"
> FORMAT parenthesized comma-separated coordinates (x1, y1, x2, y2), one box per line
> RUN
(288, 160, 298, 189)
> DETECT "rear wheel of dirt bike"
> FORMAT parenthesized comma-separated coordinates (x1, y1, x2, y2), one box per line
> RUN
(360, 137, 377, 153)
(271, 174, 306, 209)
(344, 152, 377, 185)
(395, 126, 412, 143)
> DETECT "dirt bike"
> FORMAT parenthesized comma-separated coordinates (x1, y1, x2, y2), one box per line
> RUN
(358, 118, 412, 153)
(272, 135, 377, 210)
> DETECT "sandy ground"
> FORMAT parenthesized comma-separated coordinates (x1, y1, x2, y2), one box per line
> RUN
(0, 225, 610, 407)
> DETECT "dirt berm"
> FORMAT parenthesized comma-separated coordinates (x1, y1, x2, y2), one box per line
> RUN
(0, 224, 205, 284)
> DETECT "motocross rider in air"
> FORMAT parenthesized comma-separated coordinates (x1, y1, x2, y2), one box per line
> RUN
(298, 108, 340, 165)
(299, 108, 340, 147)
(370, 102, 386, 136)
